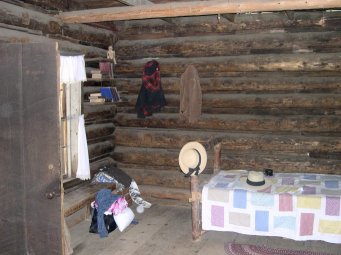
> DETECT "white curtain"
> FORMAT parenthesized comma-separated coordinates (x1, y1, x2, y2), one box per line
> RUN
(60, 55, 87, 84)
(60, 55, 90, 180)
(76, 114, 90, 180)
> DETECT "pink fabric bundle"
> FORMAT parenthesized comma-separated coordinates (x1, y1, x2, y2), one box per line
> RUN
(99, 62, 111, 74)
(106, 196, 128, 216)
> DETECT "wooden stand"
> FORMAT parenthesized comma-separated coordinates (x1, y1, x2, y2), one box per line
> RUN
(190, 140, 222, 241)
(213, 142, 222, 174)
(190, 175, 201, 241)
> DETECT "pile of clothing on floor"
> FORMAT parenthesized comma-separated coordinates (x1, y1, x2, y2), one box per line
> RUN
(90, 165, 152, 237)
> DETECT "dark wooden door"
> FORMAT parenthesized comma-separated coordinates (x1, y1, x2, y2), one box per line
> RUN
(0, 43, 62, 254)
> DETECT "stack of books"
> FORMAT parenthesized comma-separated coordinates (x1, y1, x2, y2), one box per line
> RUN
(88, 61, 114, 80)
(91, 70, 102, 79)
(100, 87, 120, 102)
(88, 92, 105, 103)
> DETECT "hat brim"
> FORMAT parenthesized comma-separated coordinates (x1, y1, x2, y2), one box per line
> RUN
(179, 141, 207, 176)
(239, 176, 272, 191)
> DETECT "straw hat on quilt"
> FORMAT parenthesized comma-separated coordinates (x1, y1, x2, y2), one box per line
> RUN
(239, 171, 272, 191)
(179, 141, 207, 177)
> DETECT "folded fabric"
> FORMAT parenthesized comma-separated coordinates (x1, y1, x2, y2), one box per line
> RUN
(106, 196, 128, 216)
(114, 207, 135, 232)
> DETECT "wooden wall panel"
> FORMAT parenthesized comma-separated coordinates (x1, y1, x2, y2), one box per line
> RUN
(111, 10, 341, 201)
(0, 43, 62, 254)
(0, 43, 26, 255)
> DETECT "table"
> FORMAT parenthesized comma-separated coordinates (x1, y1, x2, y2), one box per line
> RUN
(202, 170, 341, 243)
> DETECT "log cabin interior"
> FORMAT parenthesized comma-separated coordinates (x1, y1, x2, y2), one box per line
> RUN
(1, 0, 341, 254)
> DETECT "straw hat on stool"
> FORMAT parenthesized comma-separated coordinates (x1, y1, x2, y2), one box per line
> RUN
(179, 141, 207, 177)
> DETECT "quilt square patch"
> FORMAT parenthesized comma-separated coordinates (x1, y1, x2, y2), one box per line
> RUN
(300, 213, 314, 236)
(233, 189, 247, 209)
(211, 205, 224, 228)
(255, 210, 269, 232)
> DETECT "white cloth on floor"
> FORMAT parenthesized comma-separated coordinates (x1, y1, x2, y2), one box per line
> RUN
(60, 55, 87, 84)
(129, 180, 152, 209)
(76, 114, 90, 180)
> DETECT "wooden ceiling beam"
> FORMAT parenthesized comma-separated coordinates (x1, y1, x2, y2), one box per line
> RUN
(221, 14, 236, 23)
(116, 0, 155, 5)
(116, 0, 175, 24)
(57, 0, 341, 23)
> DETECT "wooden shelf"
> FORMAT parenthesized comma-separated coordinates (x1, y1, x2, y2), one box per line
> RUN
(85, 57, 115, 63)
(86, 78, 115, 82)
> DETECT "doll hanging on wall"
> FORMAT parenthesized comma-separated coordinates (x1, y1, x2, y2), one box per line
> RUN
(135, 60, 166, 118)
(107, 45, 117, 65)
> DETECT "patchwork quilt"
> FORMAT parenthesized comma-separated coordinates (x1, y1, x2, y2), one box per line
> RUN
(202, 170, 341, 243)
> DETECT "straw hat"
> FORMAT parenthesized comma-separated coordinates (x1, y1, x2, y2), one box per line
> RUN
(179, 141, 207, 177)
(239, 171, 272, 191)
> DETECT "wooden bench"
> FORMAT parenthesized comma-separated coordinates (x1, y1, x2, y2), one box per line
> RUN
(64, 181, 131, 227)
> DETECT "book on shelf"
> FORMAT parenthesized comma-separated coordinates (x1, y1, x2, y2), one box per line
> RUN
(100, 87, 120, 102)
(88, 92, 106, 103)
(89, 96, 103, 100)
(89, 92, 102, 97)
(90, 69, 101, 74)
(91, 73, 102, 79)
(89, 98, 105, 103)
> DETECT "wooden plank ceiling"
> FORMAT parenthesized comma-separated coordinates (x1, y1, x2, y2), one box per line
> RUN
(58, 0, 341, 23)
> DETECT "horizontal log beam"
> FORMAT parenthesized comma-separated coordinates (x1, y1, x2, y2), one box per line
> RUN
(113, 146, 340, 175)
(113, 146, 214, 173)
(22, 0, 67, 11)
(84, 103, 117, 122)
(219, 152, 341, 175)
(114, 113, 341, 133)
(88, 141, 114, 160)
(121, 93, 341, 110)
(118, 105, 341, 116)
(123, 168, 190, 189)
(117, 0, 175, 24)
(114, 76, 341, 94)
(138, 185, 190, 202)
(89, 157, 115, 175)
(114, 127, 341, 153)
(113, 146, 180, 168)
(119, 94, 341, 116)
(116, 31, 341, 59)
(114, 53, 341, 77)
(121, 11, 341, 40)
(86, 123, 115, 140)
(57, 0, 341, 23)
(0, 2, 116, 48)
(0, 27, 107, 57)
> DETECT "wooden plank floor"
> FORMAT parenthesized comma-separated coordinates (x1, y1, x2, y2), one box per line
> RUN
(70, 202, 341, 255)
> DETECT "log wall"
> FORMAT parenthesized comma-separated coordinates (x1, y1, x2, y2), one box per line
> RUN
(112, 10, 341, 202)
(0, 2, 118, 181)
(0, 2, 117, 56)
